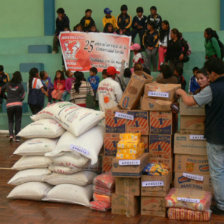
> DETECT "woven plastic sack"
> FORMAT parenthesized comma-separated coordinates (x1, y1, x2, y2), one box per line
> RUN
(8, 168, 51, 185)
(31, 102, 105, 137)
(17, 119, 65, 138)
(7, 182, 52, 200)
(43, 184, 93, 206)
(48, 165, 82, 174)
(14, 138, 57, 156)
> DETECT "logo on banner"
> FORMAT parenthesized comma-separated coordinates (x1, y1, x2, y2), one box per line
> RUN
(64, 41, 80, 59)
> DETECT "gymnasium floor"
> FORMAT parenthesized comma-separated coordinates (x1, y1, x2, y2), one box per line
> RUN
(0, 136, 224, 224)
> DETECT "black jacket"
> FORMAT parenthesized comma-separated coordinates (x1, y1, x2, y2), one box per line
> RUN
(147, 14, 162, 30)
(55, 15, 70, 35)
(132, 15, 147, 30)
(80, 16, 95, 31)
(143, 30, 159, 48)
(117, 13, 132, 30)
(165, 39, 183, 62)
(205, 76, 224, 144)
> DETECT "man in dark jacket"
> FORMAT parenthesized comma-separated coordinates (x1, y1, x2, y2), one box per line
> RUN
(0, 65, 9, 107)
(80, 9, 96, 32)
(176, 58, 224, 216)
(53, 8, 70, 53)
(131, 7, 147, 49)
(147, 6, 162, 30)
(116, 5, 132, 36)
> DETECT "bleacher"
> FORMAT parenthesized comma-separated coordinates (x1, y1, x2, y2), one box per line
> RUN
(1, 31, 224, 130)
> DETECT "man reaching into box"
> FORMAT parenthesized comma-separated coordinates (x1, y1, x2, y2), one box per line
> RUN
(176, 58, 224, 215)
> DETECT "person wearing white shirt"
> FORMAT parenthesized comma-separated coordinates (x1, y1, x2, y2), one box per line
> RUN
(97, 66, 123, 112)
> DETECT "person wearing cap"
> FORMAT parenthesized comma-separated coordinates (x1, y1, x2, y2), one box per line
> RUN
(131, 7, 147, 49)
(116, 4, 132, 36)
(97, 66, 123, 112)
(147, 6, 162, 30)
(102, 8, 117, 29)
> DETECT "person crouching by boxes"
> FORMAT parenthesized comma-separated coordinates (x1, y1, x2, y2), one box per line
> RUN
(176, 58, 224, 215)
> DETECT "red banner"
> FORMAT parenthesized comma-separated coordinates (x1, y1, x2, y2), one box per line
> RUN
(59, 32, 131, 72)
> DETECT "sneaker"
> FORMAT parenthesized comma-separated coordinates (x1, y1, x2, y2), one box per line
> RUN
(211, 205, 224, 215)
(9, 136, 13, 142)
(15, 137, 21, 142)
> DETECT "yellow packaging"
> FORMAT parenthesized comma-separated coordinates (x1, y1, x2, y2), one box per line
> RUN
(117, 148, 139, 155)
(117, 140, 140, 149)
(116, 152, 142, 160)
(120, 133, 141, 141)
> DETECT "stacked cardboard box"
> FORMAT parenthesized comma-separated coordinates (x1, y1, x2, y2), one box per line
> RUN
(174, 101, 212, 191)
(141, 172, 171, 217)
(103, 108, 149, 172)
(112, 152, 149, 216)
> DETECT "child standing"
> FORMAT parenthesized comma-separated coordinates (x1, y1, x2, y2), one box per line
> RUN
(40, 71, 54, 104)
(147, 6, 162, 30)
(131, 7, 147, 49)
(158, 20, 170, 70)
(116, 5, 132, 36)
(88, 67, 99, 99)
(80, 9, 96, 32)
(189, 67, 200, 94)
(143, 22, 159, 71)
(62, 70, 75, 101)
(1, 71, 25, 142)
(130, 43, 144, 73)
(102, 8, 116, 30)
(52, 70, 66, 102)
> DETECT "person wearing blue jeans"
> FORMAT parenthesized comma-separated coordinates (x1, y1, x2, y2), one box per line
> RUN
(176, 57, 224, 215)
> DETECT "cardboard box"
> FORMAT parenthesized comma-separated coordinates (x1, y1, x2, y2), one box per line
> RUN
(149, 157, 173, 172)
(104, 133, 149, 156)
(112, 194, 140, 217)
(180, 99, 205, 116)
(174, 172, 212, 191)
(141, 173, 171, 196)
(180, 115, 205, 134)
(174, 133, 207, 155)
(119, 74, 152, 110)
(149, 135, 173, 159)
(141, 197, 166, 217)
(112, 153, 149, 177)
(102, 156, 113, 172)
(105, 108, 149, 135)
(141, 96, 172, 111)
(144, 83, 181, 101)
(115, 177, 140, 196)
(150, 112, 176, 135)
(175, 154, 209, 175)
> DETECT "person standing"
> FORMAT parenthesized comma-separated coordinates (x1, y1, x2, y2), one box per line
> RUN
(102, 8, 117, 30)
(0, 65, 9, 109)
(116, 5, 132, 36)
(204, 28, 221, 59)
(143, 22, 159, 71)
(176, 58, 224, 215)
(28, 68, 48, 115)
(131, 7, 147, 49)
(158, 20, 170, 70)
(52, 8, 70, 54)
(1, 72, 25, 142)
(147, 6, 162, 30)
(97, 66, 123, 112)
(165, 28, 184, 70)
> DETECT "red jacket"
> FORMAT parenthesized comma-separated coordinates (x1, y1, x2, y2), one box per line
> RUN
(54, 79, 65, 91)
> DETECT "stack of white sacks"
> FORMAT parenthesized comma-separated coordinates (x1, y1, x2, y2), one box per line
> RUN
(7, 102, 105, 207)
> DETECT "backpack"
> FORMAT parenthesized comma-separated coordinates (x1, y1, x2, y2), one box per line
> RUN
(217, 40, 224, 59)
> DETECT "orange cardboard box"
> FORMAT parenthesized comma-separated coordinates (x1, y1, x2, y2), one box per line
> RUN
(102, 156, 114, 172)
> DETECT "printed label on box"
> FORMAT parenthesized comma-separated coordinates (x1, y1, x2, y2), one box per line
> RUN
(115, 112, 134, 120)
(70, 144, 89, 155)
(118, 160, 140, 166)
(148, 91, 169, 98)
(189, 135, 205, 141)
(142, 181, 164, 187)
(177, 197, 200, 203)
(182, 173, 204, 181)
